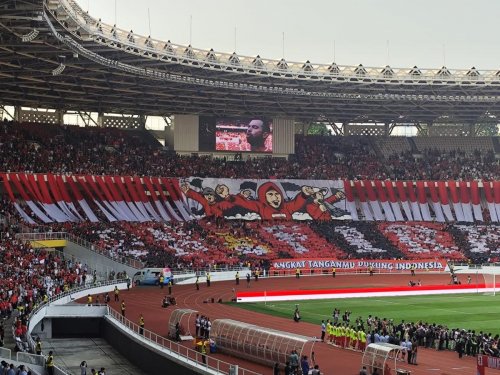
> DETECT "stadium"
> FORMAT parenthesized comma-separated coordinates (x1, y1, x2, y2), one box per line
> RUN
(1, 0, 500, 374)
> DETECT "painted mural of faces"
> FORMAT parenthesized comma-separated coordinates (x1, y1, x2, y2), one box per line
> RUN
(265, 189, 282, 208)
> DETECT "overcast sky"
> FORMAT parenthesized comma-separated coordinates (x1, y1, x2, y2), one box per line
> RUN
(87, 0, 500, 70)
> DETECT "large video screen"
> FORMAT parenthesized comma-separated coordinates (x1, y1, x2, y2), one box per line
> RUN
(215, 118, 273, 153)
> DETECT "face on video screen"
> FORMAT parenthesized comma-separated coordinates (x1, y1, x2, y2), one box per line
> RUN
(215, 117, 273, 153)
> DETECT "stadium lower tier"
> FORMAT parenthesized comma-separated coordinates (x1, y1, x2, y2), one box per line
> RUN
(24, 219, 499, 267)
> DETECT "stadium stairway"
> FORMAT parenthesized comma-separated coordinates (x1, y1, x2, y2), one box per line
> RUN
(3, 312, 18, 352)
(369, 138, 384, 159)
(492, 137, 500, 154)
(407, 137, 419, 153)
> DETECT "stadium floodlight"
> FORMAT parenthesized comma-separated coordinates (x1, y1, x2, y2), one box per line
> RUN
(21, 29, 39, 43)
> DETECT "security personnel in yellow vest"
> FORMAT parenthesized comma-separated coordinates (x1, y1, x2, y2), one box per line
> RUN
(206, 272, 211, 287)
(332, 267, 336, 278)
(46, 350, 55, 375)
(139, 314, 145, 335)
(159, 275, 164, 289)
(168, 280, 173, 295)
(35, 337, 42, 355)
(326, 320, 332, 343)
(114, 286, 120, 301)
(359, 329, 367, 351)
(87, 294, 92, 306)
(121, 300, 126, 317)
(201, 340, 207, 364)
(295, 268, 300, 279)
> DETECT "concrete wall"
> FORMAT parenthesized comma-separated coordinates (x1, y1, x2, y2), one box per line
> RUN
(64, 241, 140, 278)
(272, 118, 295, 155)
(30, 283, 127, 338)
(176, 270, 252, 285)
(174, 114, 199, 152)
(102, 318, 205, 375)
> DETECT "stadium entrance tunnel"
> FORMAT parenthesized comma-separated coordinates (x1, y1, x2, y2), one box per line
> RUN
(209, 318, 317, 367)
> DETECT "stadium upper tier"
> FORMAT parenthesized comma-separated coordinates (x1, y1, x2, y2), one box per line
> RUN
(0, 121, 498, 180)
(1, 0, 500, 123)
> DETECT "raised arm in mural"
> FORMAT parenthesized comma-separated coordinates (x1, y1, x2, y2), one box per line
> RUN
(181, 182, 233, 218)
(303, 187, 348, 221)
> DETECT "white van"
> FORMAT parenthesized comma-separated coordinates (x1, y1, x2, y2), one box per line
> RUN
(132, 267, 173, 286)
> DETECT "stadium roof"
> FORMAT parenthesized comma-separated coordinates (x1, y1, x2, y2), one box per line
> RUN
(1, 0, 500, 124)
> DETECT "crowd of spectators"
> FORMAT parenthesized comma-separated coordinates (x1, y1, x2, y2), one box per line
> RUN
(1, 120, 500, 180)
(338, 312, 500, 359)
(385, 148, 499, 181)
(64, 220, 347, 269)
(3, 120, 500, 268)
(54, 218, 500, 267)
(379, 222, 464, 260)
(0, 234, 94, 352)
(448, 224, 500, 263)
(310, 222, 404, 260)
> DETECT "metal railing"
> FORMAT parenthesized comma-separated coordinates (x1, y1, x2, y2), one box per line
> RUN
(17, 352, 45, 367)
(0, 347, 11, 360)
(171, 266, 249, 276)
(106, 307, 260, 375)
(26, 279, 128, 352)
(51, 0, 500, 86)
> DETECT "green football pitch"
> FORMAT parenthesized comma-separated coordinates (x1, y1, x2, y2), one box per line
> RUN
(230, 294, 500, 334)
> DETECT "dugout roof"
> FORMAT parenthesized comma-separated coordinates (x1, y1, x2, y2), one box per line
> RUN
(1, 0, 500, 124)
